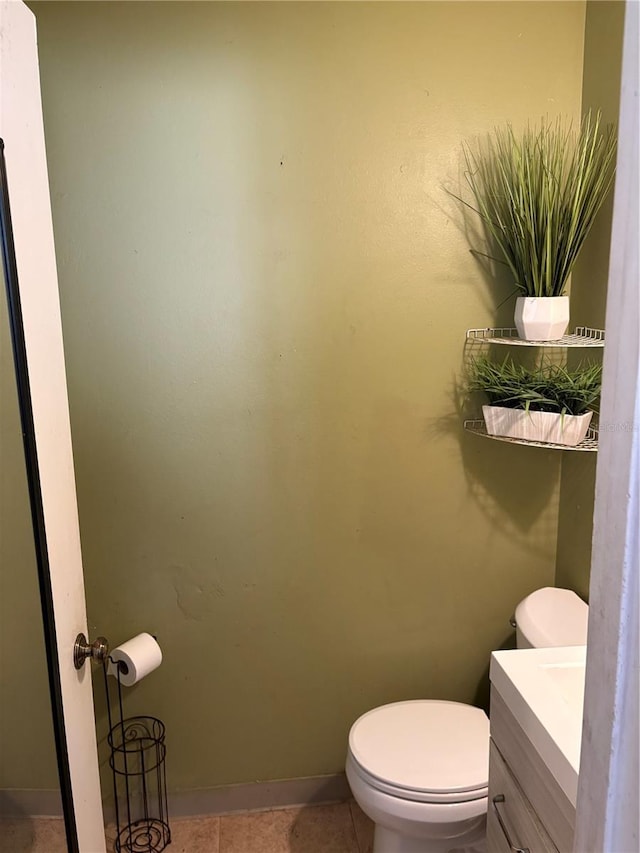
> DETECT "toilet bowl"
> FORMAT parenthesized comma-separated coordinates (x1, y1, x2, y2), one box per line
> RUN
(346, 587, 588, 853)
(346, 700, 489, 853)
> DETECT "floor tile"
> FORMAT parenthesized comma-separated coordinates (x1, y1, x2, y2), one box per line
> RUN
(0, 818, 67, 853)
(1, 802, 368, 853)
(349, 801, 375, 853)
(220, 802, 359, 853)
(166, 817, 220, 853)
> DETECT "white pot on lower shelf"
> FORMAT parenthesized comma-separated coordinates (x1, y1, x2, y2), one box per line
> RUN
(514, 296, 570, 341)
(483, 405, 593, 447)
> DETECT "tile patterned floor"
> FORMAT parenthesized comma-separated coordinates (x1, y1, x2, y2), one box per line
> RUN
(0, 801, 374, 853)
(0, 819, 68, 853)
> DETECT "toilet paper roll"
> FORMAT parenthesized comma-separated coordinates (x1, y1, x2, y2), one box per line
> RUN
(108, 632, 162, 687)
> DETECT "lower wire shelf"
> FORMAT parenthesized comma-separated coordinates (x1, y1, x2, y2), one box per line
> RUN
(463, 419, 599, 452)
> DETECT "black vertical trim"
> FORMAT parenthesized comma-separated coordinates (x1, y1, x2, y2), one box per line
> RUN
(0, 139, 79, 853)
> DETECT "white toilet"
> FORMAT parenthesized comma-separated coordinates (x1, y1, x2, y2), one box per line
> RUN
(345, 586, 589, 853)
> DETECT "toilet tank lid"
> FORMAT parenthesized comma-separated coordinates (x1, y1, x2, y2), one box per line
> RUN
(515, 587, 588, 647)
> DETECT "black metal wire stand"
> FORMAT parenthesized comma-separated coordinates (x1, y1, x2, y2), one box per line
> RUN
(102, 661, 171, 853)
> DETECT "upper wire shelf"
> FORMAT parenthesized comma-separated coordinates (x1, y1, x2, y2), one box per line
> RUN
(465, 327, 605, 347)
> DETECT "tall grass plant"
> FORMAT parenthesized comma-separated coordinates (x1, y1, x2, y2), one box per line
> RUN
(458, 113, 617, 297)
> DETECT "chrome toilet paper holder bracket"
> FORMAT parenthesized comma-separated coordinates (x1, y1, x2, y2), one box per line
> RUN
(73, 633, 110, 670)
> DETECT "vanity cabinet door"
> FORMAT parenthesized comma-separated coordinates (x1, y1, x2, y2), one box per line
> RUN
(487, 742, 558, 853)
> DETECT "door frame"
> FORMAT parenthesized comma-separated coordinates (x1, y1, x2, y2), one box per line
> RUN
(574, 2, 639, 850)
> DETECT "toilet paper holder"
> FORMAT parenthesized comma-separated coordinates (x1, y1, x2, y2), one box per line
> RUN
(73, 633, 109, 670)
(101, 647, 171, 852)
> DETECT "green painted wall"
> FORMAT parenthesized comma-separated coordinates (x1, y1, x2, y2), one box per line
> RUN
(10, 1, 587, 794)
(555, 0, 625, 601)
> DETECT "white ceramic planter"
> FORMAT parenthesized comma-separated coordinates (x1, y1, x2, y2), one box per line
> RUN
(483, 405, 593, 447)
(514, 296, 570, 341)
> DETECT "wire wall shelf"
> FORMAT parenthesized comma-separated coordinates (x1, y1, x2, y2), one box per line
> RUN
(464, 419, 599, 452)
(465, 327, 605, 347)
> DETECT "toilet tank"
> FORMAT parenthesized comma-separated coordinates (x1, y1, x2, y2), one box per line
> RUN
(515, 587, 588, 649)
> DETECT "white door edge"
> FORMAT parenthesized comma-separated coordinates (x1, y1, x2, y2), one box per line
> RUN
(0, 2, 106, 850)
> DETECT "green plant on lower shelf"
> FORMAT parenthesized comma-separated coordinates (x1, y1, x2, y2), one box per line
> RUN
(467, 357, 602, 416)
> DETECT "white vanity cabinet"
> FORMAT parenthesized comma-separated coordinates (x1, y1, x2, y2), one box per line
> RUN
(487, 689, 577, 853)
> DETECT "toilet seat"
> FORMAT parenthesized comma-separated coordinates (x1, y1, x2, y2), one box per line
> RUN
(348, 700, 489, 804)
(348, 754, 487, 804)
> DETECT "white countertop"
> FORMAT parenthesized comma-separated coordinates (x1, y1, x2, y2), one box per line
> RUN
(490, 645, 586, 806)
